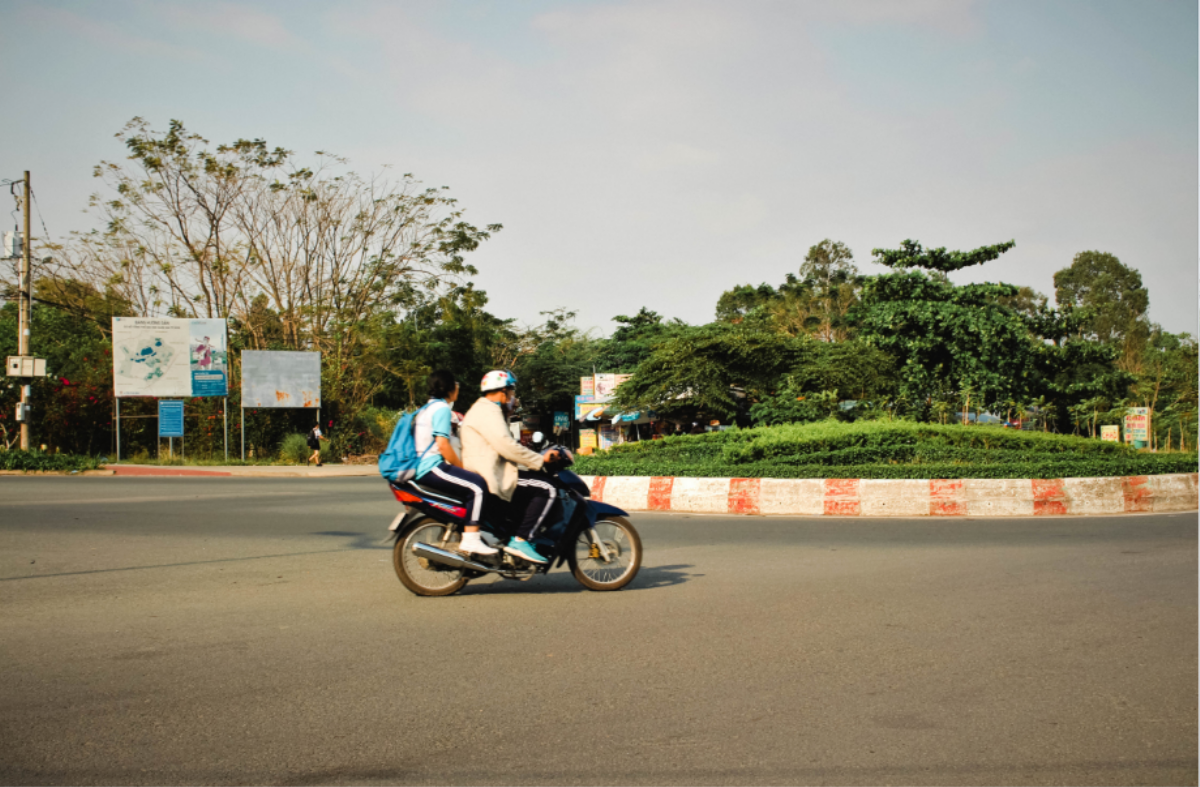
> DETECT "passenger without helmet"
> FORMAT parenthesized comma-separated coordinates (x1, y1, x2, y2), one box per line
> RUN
(411, 370, 497, 556)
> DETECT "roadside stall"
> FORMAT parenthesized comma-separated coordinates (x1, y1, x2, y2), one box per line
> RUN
(573, 373, 658, 453)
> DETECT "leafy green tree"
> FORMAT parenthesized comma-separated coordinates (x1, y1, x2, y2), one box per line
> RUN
(592, 308, 688, 372)
(611, 323, 810, 421)
(715, 284, 777, 323)
(1053, 251, 1150, 371)
(854, 239, 1031, 413)
(511, 310, 601, 422)
(747, 341, 896, 426)
(871, 239, 1016, 272)
(792, 239, 861, 342)
(1131, 329, 1199, 449)
(715, 239, 861, 342)
(0, 281, 124, 455)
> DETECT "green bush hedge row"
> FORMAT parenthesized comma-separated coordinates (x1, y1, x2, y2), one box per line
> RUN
(576, 455, 1197, 480)
(0, 450, 106, 472)
(574, 421, 1198, 479)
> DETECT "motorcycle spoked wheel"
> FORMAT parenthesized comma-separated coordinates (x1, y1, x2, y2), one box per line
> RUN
(393, 517, 468, 597)
(567, 516, 642, 591)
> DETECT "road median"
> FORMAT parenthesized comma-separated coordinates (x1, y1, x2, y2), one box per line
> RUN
(580, 473, 1199, 516)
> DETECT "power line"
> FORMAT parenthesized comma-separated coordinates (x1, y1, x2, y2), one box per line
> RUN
(29, 187, 52, 247)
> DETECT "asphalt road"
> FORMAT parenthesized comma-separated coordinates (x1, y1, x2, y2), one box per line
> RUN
(1, 477, 1196, 786)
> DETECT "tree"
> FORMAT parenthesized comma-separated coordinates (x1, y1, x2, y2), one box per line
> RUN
(512, 310, 602, 420)
(790, 239, 861, 342)
(872, 239, 1016, 272)
(747, 340, 896, 426)
(715, 240, 861, 342)
(715, 284, 777, 323)
(1053, 251, 1150, 371)
(854, 239, 1031, 413)
(611, 323, 810, 421)
(0, 281, 124, 455)
(49, 118, 500, 454)
(592, 308, 688, 373)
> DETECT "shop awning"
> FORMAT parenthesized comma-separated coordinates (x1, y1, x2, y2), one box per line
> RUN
(609, 411, 654, 425)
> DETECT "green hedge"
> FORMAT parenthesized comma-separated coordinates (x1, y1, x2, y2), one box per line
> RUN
(0, 450, 106, 472)
(575, 421, 1199, 479)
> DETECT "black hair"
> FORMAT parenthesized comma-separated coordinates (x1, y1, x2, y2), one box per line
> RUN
(427, 369, 458, 400)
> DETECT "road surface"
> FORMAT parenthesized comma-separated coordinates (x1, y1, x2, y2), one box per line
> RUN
(1, 477, 1195, 785)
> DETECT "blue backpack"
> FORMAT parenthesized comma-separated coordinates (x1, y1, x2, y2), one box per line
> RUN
(379, 403, 436, 483)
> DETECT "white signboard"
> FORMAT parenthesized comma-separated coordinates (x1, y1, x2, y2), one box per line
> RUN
(241, 351, 321, 408)
(113, 317, 228, 398)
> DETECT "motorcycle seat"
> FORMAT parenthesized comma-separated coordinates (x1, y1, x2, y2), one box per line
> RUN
(390, 479, 470, 507)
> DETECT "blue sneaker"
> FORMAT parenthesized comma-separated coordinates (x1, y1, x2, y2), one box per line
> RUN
(504, 538, 548, 564)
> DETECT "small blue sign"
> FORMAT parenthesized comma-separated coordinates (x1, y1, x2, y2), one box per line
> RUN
(553, 411, 570, 429)
(158, 400, 184, 438)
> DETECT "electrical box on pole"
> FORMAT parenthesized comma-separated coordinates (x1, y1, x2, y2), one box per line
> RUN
(6, 356, 46, 377)
(2, 230, 21, 259)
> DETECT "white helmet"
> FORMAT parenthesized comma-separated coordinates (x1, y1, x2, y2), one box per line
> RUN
(480, 369, 518, 393)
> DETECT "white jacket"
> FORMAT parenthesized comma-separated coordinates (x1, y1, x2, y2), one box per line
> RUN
(461, 397, 545, 501)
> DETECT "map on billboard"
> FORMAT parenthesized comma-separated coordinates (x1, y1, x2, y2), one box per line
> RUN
(113, 317, 228, 398)
(242, 351, 321, 408)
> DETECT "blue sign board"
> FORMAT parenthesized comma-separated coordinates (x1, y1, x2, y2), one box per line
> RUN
(553, 411, 570, 429)
(158, 400, 184, 438)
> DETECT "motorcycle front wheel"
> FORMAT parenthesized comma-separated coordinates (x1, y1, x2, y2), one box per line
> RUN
(393, 518, 468, 597)
(567, 516, 642, 591)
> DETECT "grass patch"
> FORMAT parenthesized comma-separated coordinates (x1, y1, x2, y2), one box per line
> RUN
(575, 420, 1199, 479)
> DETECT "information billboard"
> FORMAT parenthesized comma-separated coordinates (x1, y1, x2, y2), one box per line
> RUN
(112, 317, 228, 397)
(241, 351, 321, 408)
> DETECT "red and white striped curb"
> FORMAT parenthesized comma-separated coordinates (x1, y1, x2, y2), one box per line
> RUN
(578, 473, 1199, 517)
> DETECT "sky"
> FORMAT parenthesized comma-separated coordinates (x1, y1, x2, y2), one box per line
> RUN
(1, 0, 1196, 336)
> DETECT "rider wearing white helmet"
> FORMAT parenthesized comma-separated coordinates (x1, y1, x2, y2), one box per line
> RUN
(460, 369, 562, 564)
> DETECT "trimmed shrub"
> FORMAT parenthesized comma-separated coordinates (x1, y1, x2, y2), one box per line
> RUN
(0, 450, 105, 472)
(574, 421, 1199, 479)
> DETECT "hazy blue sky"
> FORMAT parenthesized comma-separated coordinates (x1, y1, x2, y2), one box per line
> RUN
(2, 0, 1196, 335)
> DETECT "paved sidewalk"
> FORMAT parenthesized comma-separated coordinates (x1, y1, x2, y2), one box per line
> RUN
(104, 463, 377, 478)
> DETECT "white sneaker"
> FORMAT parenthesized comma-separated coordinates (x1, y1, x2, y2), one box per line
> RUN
(459, 532, 499, 555)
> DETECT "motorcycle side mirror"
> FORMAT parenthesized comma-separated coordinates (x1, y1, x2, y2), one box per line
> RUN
(532, 431, 544, 445)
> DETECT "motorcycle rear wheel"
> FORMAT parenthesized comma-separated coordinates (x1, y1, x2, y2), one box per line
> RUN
(393, 518, 468, 597)
(567, 516, 642, 591)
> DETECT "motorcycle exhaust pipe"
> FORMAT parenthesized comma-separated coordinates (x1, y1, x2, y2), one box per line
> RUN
(412, 542, 502, 574)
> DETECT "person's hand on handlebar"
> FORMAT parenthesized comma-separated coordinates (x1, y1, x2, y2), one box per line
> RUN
(542, 448, 561, 464)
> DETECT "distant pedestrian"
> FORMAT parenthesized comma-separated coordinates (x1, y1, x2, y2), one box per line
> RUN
(307, 424, 328, 466)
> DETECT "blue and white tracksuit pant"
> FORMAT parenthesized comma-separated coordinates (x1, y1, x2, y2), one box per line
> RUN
(417, 463, 487, 527)
(511, 470, 560, 541)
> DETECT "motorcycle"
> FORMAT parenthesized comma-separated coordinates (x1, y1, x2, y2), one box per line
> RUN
(386, 432, 641, 596)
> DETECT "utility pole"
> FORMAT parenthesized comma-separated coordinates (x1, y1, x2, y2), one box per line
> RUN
(18, 171, 31, 450)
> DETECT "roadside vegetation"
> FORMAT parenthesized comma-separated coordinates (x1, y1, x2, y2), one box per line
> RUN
(0, 450, 105, 472)
(0, 118, 1195, 472)
(575, 421, 1199, 480)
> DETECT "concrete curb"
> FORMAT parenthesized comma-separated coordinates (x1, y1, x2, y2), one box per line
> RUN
(101, 464, 377, 478)
(0, 469, 116, 476)
(579, 473, 1200, 516)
